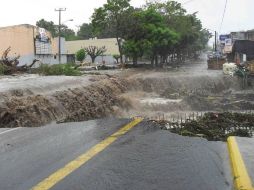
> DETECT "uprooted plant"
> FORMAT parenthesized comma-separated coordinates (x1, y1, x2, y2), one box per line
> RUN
(0, 47, 37, 75)
(155, 112, 254, 141)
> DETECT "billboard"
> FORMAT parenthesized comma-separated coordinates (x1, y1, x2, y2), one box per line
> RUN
(219, 34, 230, 42)
(39, 28, 49, 42)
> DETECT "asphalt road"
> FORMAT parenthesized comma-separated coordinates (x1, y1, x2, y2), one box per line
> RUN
(0, 118, 232, 190)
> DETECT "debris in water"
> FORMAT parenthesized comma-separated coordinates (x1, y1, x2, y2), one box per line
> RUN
(156, 112, 254, 141)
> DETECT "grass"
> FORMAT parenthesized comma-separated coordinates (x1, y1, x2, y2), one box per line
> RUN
(37, 64, 81, 76)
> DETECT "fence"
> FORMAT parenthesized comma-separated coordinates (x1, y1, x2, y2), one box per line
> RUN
(148, 111, 254, 138)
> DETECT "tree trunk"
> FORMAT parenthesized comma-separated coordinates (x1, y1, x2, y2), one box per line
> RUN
(155, 55, 158, 67)
(133, 56, 138, 66)
(91, 56, 96, 63)
(116, 37, 123, 64)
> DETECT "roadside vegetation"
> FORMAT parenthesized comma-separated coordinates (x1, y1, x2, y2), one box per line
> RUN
(158, 112, 254, 141)
(0, 64, 6, 75)
(37, 64, 81, 76)
(76, 49, 86, 63)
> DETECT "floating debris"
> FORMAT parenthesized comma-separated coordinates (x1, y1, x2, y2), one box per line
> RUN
(155, 112, 254, 141)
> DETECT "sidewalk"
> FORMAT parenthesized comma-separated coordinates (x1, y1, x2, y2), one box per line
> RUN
(227, 136, 254, 190)
(236, 137, 254, 185)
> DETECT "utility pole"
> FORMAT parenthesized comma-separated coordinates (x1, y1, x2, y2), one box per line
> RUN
(55, 8, 66, 64)
(215, 31, 217, 52)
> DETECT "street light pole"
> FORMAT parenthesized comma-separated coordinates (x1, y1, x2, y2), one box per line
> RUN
(55, 8, 66, 64)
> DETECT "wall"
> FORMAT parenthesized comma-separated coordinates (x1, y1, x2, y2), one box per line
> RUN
(85, 55, 115, 65)
(0, 24, 34, 60)
(65, 38, 120, 55)
(0, 24, 67, 66)
(52, 37, 66, 55)
(35, 55, 67, 65)
(245, 30, 254, 41)
(66, 38, 120, 64)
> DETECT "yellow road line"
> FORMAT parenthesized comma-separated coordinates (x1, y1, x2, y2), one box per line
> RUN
(227, 136, 254, 190)
(31, 118, 143, 190)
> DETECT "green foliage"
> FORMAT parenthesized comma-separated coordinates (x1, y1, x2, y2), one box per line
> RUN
(60, 25, 77, 41)
(36, 19, 57, 37)
(76, 49, 86, 62)
(38, 64, 81, 76)
(91, 0, 132, 62)
(36, 19, 76, 41)
(122, 1, 212, 65)
(77, 23, 94, 39)
(92, 0, 131, 35)
(0, 64, 7, 75)
(123, 7, 179, 65)
(147, 1, 211, 56)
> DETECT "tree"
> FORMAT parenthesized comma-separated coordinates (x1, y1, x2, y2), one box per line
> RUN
(90, 0, 210, 66)
(123, 40, 147, 65)
(76, 49, 86, 62)
(36, 19, 57, 37)
(60, 25, 77, 41)
(123, 7, 179, 66)
(36, 19, 77, 41)
(77, 23, 115, 40)
(77, 23, 94, 39)
(113, 54, 121, 64)
(91, 0, 132, 63)
(84, 46, 107, 63)
(146, 1, 211, 61)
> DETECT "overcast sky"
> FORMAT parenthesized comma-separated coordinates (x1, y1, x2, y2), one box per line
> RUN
(1, 0, 253, 35)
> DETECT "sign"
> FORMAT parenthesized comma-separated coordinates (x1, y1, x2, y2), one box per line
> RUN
(38, 28, 49, 42)
(219, 34, 230, 41)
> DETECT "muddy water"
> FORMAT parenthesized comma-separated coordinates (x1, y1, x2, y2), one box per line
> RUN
(0, 62, 253, 128)
(117, 63, 254, 120)
(0, 75, 131, 128)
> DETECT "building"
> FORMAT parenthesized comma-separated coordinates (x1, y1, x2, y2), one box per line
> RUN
(219, 30, 254, 54)
(244, 29, 254, 41)
(0, 24, 67, 66)
(66, 38, 120, 64)
(228, 40, 254, 63)
(230, 30, 254, 42)
(230, 31, 246, 42)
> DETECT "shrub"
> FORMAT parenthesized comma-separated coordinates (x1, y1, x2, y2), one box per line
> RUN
(0, 64, 7, 75)
(38, 64, 81, 76)
(76, 49, 86, 62)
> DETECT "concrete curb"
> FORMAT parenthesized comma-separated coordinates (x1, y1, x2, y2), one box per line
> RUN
(227, 136, 254, 190)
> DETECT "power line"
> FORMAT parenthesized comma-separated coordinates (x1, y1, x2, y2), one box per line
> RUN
(219, 0, 228, 33)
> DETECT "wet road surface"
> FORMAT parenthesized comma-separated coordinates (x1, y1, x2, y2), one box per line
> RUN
(0, 118, 232, 190)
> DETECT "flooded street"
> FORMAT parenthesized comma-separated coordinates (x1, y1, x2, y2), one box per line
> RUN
(0, 59, 254, 128)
